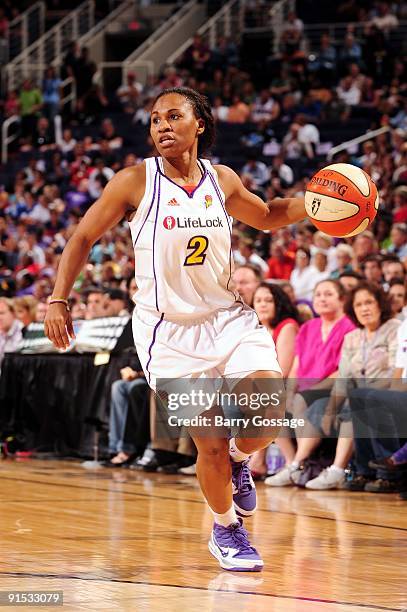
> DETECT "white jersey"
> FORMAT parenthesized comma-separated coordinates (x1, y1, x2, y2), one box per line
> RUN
(129, 157, 238, 316)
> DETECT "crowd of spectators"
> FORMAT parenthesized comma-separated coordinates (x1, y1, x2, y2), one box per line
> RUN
(0, 1, 406, 492)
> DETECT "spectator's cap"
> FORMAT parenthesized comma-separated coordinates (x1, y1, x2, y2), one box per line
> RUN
(127, 71, 136, 79)
(106, 288, 126, 301)
(0, 277, 16, 297)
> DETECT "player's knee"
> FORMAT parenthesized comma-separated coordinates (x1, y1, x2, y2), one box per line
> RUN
(197, 439, 229, 465)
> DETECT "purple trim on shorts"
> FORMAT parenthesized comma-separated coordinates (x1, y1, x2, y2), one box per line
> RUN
(207, 171, 236, 296)
(146, 312, 165, 384)
(133, 167, 158, 249)
(152, 172, 162, 311)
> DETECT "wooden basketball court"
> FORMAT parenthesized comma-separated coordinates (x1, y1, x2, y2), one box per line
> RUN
(0, 459, 406, 611)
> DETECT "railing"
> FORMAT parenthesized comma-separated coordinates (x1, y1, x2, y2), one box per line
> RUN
(166, 0, 243, 66)
(124, 0, 198, 63)
(1, 115, 20, 164)
(77, 0, 134, 49)
(97, 60, 154, 92)
(7, 2, 46, 62)
(4, 0, 95, 92)
(327, 126, 391, 162)
(1, 76, 75, 165)
(270, 0, 296, 53)
(303, 20, 407, 53)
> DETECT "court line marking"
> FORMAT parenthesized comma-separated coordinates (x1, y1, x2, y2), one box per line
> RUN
(1, 473, 406, 533)
(0, 572, 402, 611)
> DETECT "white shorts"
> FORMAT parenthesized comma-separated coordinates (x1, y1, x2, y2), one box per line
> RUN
(132, 302, 281, 390)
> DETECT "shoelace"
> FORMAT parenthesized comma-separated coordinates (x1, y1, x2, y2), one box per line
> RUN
(233, 460, 252, 493)
(220, 523, 256, 554)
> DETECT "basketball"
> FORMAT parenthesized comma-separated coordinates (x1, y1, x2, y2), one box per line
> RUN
(305, 163, 379, 237)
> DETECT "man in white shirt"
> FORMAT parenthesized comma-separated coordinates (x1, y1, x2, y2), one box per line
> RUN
(233, 238, 269, 275)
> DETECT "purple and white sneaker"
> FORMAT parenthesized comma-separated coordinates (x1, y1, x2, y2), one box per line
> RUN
(231, 459, 257, 517)
(208, 518, 263, 572)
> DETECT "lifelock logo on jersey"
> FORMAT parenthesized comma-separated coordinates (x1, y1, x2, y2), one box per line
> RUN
(163, 216, 224, 230)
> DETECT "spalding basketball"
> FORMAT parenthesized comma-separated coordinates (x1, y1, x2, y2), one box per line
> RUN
(305, 163, 379, 237)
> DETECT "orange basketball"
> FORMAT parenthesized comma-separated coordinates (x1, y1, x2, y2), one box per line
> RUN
(305, 163, 379, 237)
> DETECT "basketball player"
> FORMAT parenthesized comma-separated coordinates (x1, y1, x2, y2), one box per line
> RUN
(45, 87, 307, 572)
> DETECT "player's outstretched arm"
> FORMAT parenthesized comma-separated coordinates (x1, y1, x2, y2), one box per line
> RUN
(217, 164, 306, 230)
(44, 164, 145, 350)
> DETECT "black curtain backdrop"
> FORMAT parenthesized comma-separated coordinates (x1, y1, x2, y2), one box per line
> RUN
(0, 350, 147, 456)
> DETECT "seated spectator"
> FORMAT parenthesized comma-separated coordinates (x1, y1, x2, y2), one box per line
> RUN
(100, 118, 123, 150)
(345, 302, 406, 494)
(270, 156, 294, 188)
(338, 33, 362, 68)
(393, 188, 407, 223)
(296, 114, 320, 159)
(352, 231, 379, 265)
(241, 155, 269, 190)
(280, 10, 304, 58)
(388, 278, 407, 319)
(290, 247, 322, 301)
(308, 33, 337, 85)
(232, 264, 262, 306)
(370, 1, 399, 34)
(281, 122, 303, 160)
(42, 66, 62, 121)
(360, 254, 383, 285)
(33, 117, 55, 152)
(133, 97, 153, 126)
(85, 288, 106, 319)
(300, 282, 400, 490)
(181, 34, 211, 80)
(266, 240, 295, 280)
(250, 282, 300, 478)
(0, 298, 23, 369)
(388, 223, 407, 260)
(105, 366, 148, 466)
(14, 295, 38, 332)
(251, 89, 280, 125)
(338, 271, 363, 292)
(88, 158, 115, 200)
(337, 75, 361, 106)
(35, 300, 48, 322)
(227, 95, 251, 123)
(330, 244, 354, 278)
(312, 250, 330, 281)
(234, 238, 268, 275)
(382, 255, 405, 286)
(56, 128, 77, 155)
(104, 288, 129, 317)
(3, 89, 21, 118)
(116, 72, 143, 114)
(19, 78, 43, 140)
(265, 280, 355, 487)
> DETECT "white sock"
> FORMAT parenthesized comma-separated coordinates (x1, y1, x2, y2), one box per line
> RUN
(229, 437, 251, 462)
(289, 461, 299, 470)
(330, 465, 345, 474)
(212, 505, 238, 527)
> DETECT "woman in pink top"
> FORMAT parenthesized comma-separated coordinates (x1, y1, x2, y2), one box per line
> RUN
(250, 283, 300, 478)
(265, 279, 355, 487)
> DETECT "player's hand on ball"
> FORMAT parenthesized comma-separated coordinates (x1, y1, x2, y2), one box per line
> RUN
(44, 303, 75, 350)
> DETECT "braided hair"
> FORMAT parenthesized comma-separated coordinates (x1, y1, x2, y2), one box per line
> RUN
(152, 87, 216, 155)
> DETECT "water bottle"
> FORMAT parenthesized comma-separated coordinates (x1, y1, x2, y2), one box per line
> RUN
(266, 443, 285, 474)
